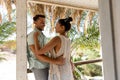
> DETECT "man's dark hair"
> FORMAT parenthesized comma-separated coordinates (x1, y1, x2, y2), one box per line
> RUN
(33, 14, 45, 21)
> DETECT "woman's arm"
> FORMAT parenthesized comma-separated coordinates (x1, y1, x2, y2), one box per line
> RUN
(29, 44, 64, 65)
(34, 32, 60, 55)
(28, 32, 64, 65)
(36, 54, 64, 65)
(34, 32, 41, 52)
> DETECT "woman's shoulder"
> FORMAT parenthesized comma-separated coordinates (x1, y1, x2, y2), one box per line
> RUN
(51, 35, 69, 43)
(54, 35, 66, 41)
(51, 36, 61, 42)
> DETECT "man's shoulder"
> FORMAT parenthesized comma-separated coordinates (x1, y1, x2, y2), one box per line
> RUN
(28, 31, 35, 36)
(27, 31, 35, 41)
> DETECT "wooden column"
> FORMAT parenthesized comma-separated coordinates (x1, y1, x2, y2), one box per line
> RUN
(16, 0, 27, 80)
(111, 0, 120, 79)
(99, 0, 116, 80)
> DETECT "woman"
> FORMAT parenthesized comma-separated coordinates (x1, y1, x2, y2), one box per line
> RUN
(34, 17, 74, 80)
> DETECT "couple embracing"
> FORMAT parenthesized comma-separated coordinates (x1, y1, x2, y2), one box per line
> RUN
(27, 14, 74, 80)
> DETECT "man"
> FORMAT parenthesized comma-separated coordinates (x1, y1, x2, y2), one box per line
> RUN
(27, 14, 63, 80)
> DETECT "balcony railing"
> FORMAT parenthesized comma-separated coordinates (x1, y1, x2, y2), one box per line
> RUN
(27, 58, 102, 73)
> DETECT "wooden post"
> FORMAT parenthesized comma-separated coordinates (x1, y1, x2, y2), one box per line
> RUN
(16, 0, 27, 80)
(111, 0, 120, 79)
(99, 0, 116, 80)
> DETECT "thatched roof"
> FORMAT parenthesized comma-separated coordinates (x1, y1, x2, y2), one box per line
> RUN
(27, 2, 98, 31)
(0, 0, 16, 22)
(0, 0, 98, 32)
(27, 0, 98, 11)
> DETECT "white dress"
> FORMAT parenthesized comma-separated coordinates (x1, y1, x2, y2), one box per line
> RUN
(48, 35, 74, 80)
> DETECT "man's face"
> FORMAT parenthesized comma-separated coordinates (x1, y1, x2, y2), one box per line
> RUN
(34, 17, 45, 31)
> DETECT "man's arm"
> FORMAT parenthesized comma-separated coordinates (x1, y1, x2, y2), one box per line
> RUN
(29, 45, 64, 65)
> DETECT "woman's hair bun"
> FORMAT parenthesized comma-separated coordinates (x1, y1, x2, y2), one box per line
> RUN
(64, 17, 73, 23)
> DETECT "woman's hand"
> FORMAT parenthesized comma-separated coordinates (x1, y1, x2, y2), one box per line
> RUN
(55, 55, 65, 65)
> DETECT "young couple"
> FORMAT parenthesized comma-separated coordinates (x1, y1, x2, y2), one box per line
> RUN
(27, 14, 74, 80)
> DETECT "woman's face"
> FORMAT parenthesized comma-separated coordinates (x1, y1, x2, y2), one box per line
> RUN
(55, 22, 65, 33)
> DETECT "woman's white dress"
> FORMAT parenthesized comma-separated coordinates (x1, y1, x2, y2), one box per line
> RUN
(48, 35, 74, 80)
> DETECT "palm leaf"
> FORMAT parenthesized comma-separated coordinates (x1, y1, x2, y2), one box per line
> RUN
(0, 21, 16, 43)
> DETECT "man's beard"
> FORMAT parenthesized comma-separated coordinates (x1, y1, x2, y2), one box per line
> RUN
(37, 27, 43, 31)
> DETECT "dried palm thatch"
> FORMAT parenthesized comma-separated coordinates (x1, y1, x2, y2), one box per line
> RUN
(89, 12, 95, 25)
(28, 2, 97, 33)
(84, 11, 90, 34)
(4, 0, 12, 21)
(1, 0, 97, 33)
(71, 9, 78, 24)
(0, 0, 14, 22)
(51, 6, 66, 32)
(69, 10, 83, 32)
(28, 3, 45, 16)
(76, 10, 83, 32)
(0, 0, 5, 22)
(0, 0, 5, 7)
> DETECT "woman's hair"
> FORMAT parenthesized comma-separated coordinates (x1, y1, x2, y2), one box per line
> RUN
(58, 17, 73, 32)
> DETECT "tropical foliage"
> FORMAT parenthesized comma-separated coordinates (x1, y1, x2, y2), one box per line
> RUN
(0, 22, 16, 43)
(70, 15, 102, 79)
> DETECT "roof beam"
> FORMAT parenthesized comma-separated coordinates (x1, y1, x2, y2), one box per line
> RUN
(27, 0, 98, 12)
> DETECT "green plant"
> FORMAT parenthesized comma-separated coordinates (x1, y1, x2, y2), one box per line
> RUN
(80, 64, 102, 77)
(0, 21, 16, 43)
